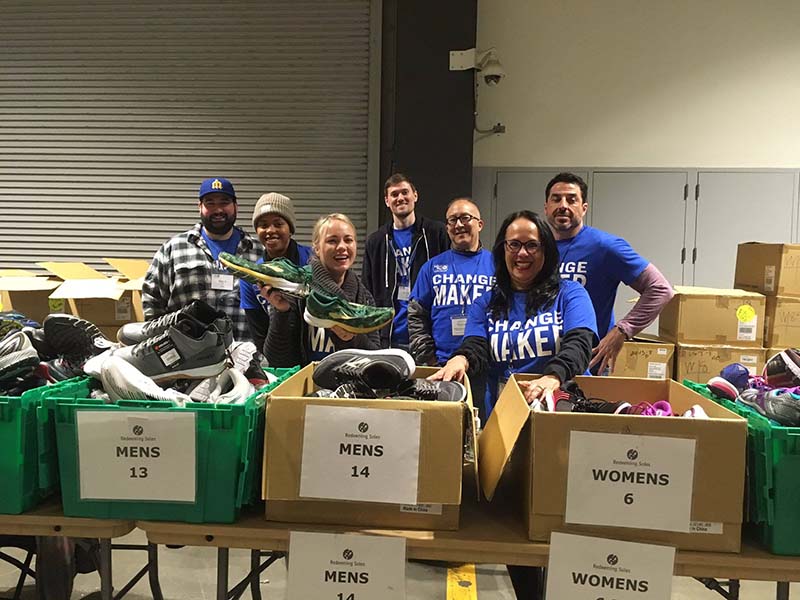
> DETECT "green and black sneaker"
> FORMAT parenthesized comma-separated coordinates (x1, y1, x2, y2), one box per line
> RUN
(303, 289, 394, 334)
(219, 253, 312, 297)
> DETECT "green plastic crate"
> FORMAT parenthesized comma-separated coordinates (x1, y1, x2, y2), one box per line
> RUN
(683, 379, 800, 555)
(0, 394, 41, 513)
(48, 367, 298, 523)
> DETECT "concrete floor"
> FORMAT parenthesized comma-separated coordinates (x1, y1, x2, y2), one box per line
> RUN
(0, 529, 797, 599)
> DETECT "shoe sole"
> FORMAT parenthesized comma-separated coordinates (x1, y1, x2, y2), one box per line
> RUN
(44, 316, 112, 359)
(0, 350, 40, 380)
(219, 255, 309, 297)
(303, 308, 392, 334)
(149, 361, 228, 384)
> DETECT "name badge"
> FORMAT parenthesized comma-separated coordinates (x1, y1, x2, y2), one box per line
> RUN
(397, 285, 410, 301)
(211, 271, 234, 291)
(450, 315, 467, 337)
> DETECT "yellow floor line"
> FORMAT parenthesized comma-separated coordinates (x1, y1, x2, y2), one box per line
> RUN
(447, 563, 478, 600)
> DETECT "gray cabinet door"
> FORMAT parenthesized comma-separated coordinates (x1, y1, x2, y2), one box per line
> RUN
(692, 172, 798, 288)
(591, 171, 689, 335)
(495, 170, 591, 238)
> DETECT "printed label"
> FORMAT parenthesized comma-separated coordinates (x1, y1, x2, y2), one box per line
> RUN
(689, 521, 723, 535)
(657, 348, 668, 355)
(400, 503, 443, 515)
(737, 316, 757, 341)
(647, 362, 667, 379)
(765, 265, 776, 292)
(115, 298, 131, 321)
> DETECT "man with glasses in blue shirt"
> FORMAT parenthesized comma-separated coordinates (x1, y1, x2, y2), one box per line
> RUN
(142, 177, 260, 343)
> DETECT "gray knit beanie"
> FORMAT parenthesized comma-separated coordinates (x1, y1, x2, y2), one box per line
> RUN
(251, 192, 296, 233)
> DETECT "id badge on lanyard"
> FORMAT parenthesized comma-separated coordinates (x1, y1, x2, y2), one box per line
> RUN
(450, 315, 467, 337)
(211, 260, 234, 291)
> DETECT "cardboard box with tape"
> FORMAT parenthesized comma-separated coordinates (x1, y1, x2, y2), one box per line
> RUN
(263, 364, 478, 530)
(674, 344, 766, 382)
(659, 286, 765, 347)
(478, 374, 746, 552)
(614, 337, 674, 379)
(734, 242, 800, 297)
(764, 296, 800, 349)
(0, 269, 62, 324)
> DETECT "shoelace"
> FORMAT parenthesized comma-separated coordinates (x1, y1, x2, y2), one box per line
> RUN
(131, 329, 171, 358)
(403, 379, 438, 401)
(333, 382, 377, 399)
(141, 311, 181, 337)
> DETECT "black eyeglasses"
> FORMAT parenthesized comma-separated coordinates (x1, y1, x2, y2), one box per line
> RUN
(446, 214, 479, 226)
(503, 240, 543, 254)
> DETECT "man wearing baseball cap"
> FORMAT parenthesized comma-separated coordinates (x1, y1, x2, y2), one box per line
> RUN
(142, 177, 261, 343)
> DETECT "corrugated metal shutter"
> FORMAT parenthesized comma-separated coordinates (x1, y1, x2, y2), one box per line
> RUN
(0, 0, 373, 272)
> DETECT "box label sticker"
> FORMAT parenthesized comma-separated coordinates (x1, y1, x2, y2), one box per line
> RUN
(300, 405, 421, 504)
(647, 362, 667, 379)
(657, 348, 668, 355)
(48, 298, 65, 312)
(737, 316, 757, 341)
(288, 531, 406, 600)
(765, 265, 776, 292)
(77, 411, 196, 502)
(739, 355, 757, 365)
(565, 431, 696, 532)
(400, 503, 443, 515)
(546, 532, 674, 600)
(689, 521, 723, 535)
(115, 298, 131, 321)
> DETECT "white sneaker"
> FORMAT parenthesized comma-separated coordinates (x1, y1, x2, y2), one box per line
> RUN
(682, 404, 709, 419)
(83, 348, 114, 380)
(101, 355, 192, 406)
(227, 341, 259, 373)
(208, 368, 255, 405)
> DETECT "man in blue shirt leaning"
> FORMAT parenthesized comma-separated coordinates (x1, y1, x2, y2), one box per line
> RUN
(544, 172, 674, 375)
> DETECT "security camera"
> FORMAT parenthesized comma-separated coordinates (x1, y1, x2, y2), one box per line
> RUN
(480, 56, 506, 86)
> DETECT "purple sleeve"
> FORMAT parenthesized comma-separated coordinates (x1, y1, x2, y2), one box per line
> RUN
(616, 263, 675, 337)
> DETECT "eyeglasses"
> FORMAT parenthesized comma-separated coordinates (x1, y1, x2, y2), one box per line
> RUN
(503, 239, 543, 254)
(201, 198, 234, 209)
(446, 214, 479, 226)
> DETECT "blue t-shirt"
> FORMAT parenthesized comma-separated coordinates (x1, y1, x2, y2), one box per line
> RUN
(410, 249, 495, 364)
(240, 243, 313, 310)
(390, 225, 414, 346)
(556, 226, 648, 338)
(463, 279, 598, 414)
(201, 228, 241, 262)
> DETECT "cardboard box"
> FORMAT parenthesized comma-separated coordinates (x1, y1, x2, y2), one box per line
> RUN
(0, 269, 62, 324)
(764, 296, 800, 348)
(263, 364, 477, 530)
(614, 338, 674, 379)
(658, 286, 765, 347)
(479, 375, 746, 551)
(674, 344, 766, 382)
(38, 259, 148, 329)
(734, 242, 800, 296)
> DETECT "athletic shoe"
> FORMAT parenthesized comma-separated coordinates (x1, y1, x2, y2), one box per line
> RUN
(393, 379, 467, 402)
(111, 313, 229, 384)
(219, 252, 312, 297)
(36, 357, 84, 383)
(764, 349, 800, 388)
(0, 331, 41, 381)
(43, 314, 116, 360)
(0, 311, 39, 339)
(552, 382, 631, 414)
(707, 376, 739, 401)
(304, 290, 394, 334)
(22, 326, 56, 360)
(313, 348, 415, 391)
(719, 362, 751, 391)
(628, 400, 673, 417)
(308, 388, 337, 398)
(101, 355, 192, 405)
(682, 404, 709, 419)
(740, 388, 800, 426)
(116, 300, 233, 347)
(207, 368, 255, 404)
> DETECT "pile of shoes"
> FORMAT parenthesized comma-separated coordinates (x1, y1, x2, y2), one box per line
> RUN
(0, 301, 274, 407)
(219, 253, 394, 334)
(307, 348, 467, 402)
(533, 380, 709, 419)
(706, 354, 800, 427)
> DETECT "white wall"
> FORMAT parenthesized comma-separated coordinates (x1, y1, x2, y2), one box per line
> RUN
(474, 0, 800, 168)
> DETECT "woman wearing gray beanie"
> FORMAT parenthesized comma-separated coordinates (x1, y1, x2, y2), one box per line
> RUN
(241, 192, 313, 353)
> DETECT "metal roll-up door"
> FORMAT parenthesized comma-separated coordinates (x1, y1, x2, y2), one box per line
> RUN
(0, 0, 375, 271)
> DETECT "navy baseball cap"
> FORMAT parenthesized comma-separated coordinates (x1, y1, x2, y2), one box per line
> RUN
(199, 177, 236, 200)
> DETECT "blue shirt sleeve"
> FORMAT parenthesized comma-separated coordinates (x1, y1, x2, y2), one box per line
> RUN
(410, 262, 434, 309)
(463, 290, 492, 339)
(603, 235, 649, 286)
(561, 280, 599, 343)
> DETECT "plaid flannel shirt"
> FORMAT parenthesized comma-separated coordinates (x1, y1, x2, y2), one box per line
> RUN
(142, 223, 261, 344)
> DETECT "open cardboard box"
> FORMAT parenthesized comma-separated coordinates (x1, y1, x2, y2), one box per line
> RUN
(478, 375, 746, 551)
(38, 259, 149, 334)
(0, 269, 62, 324)
(263, 364, 478, 530)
